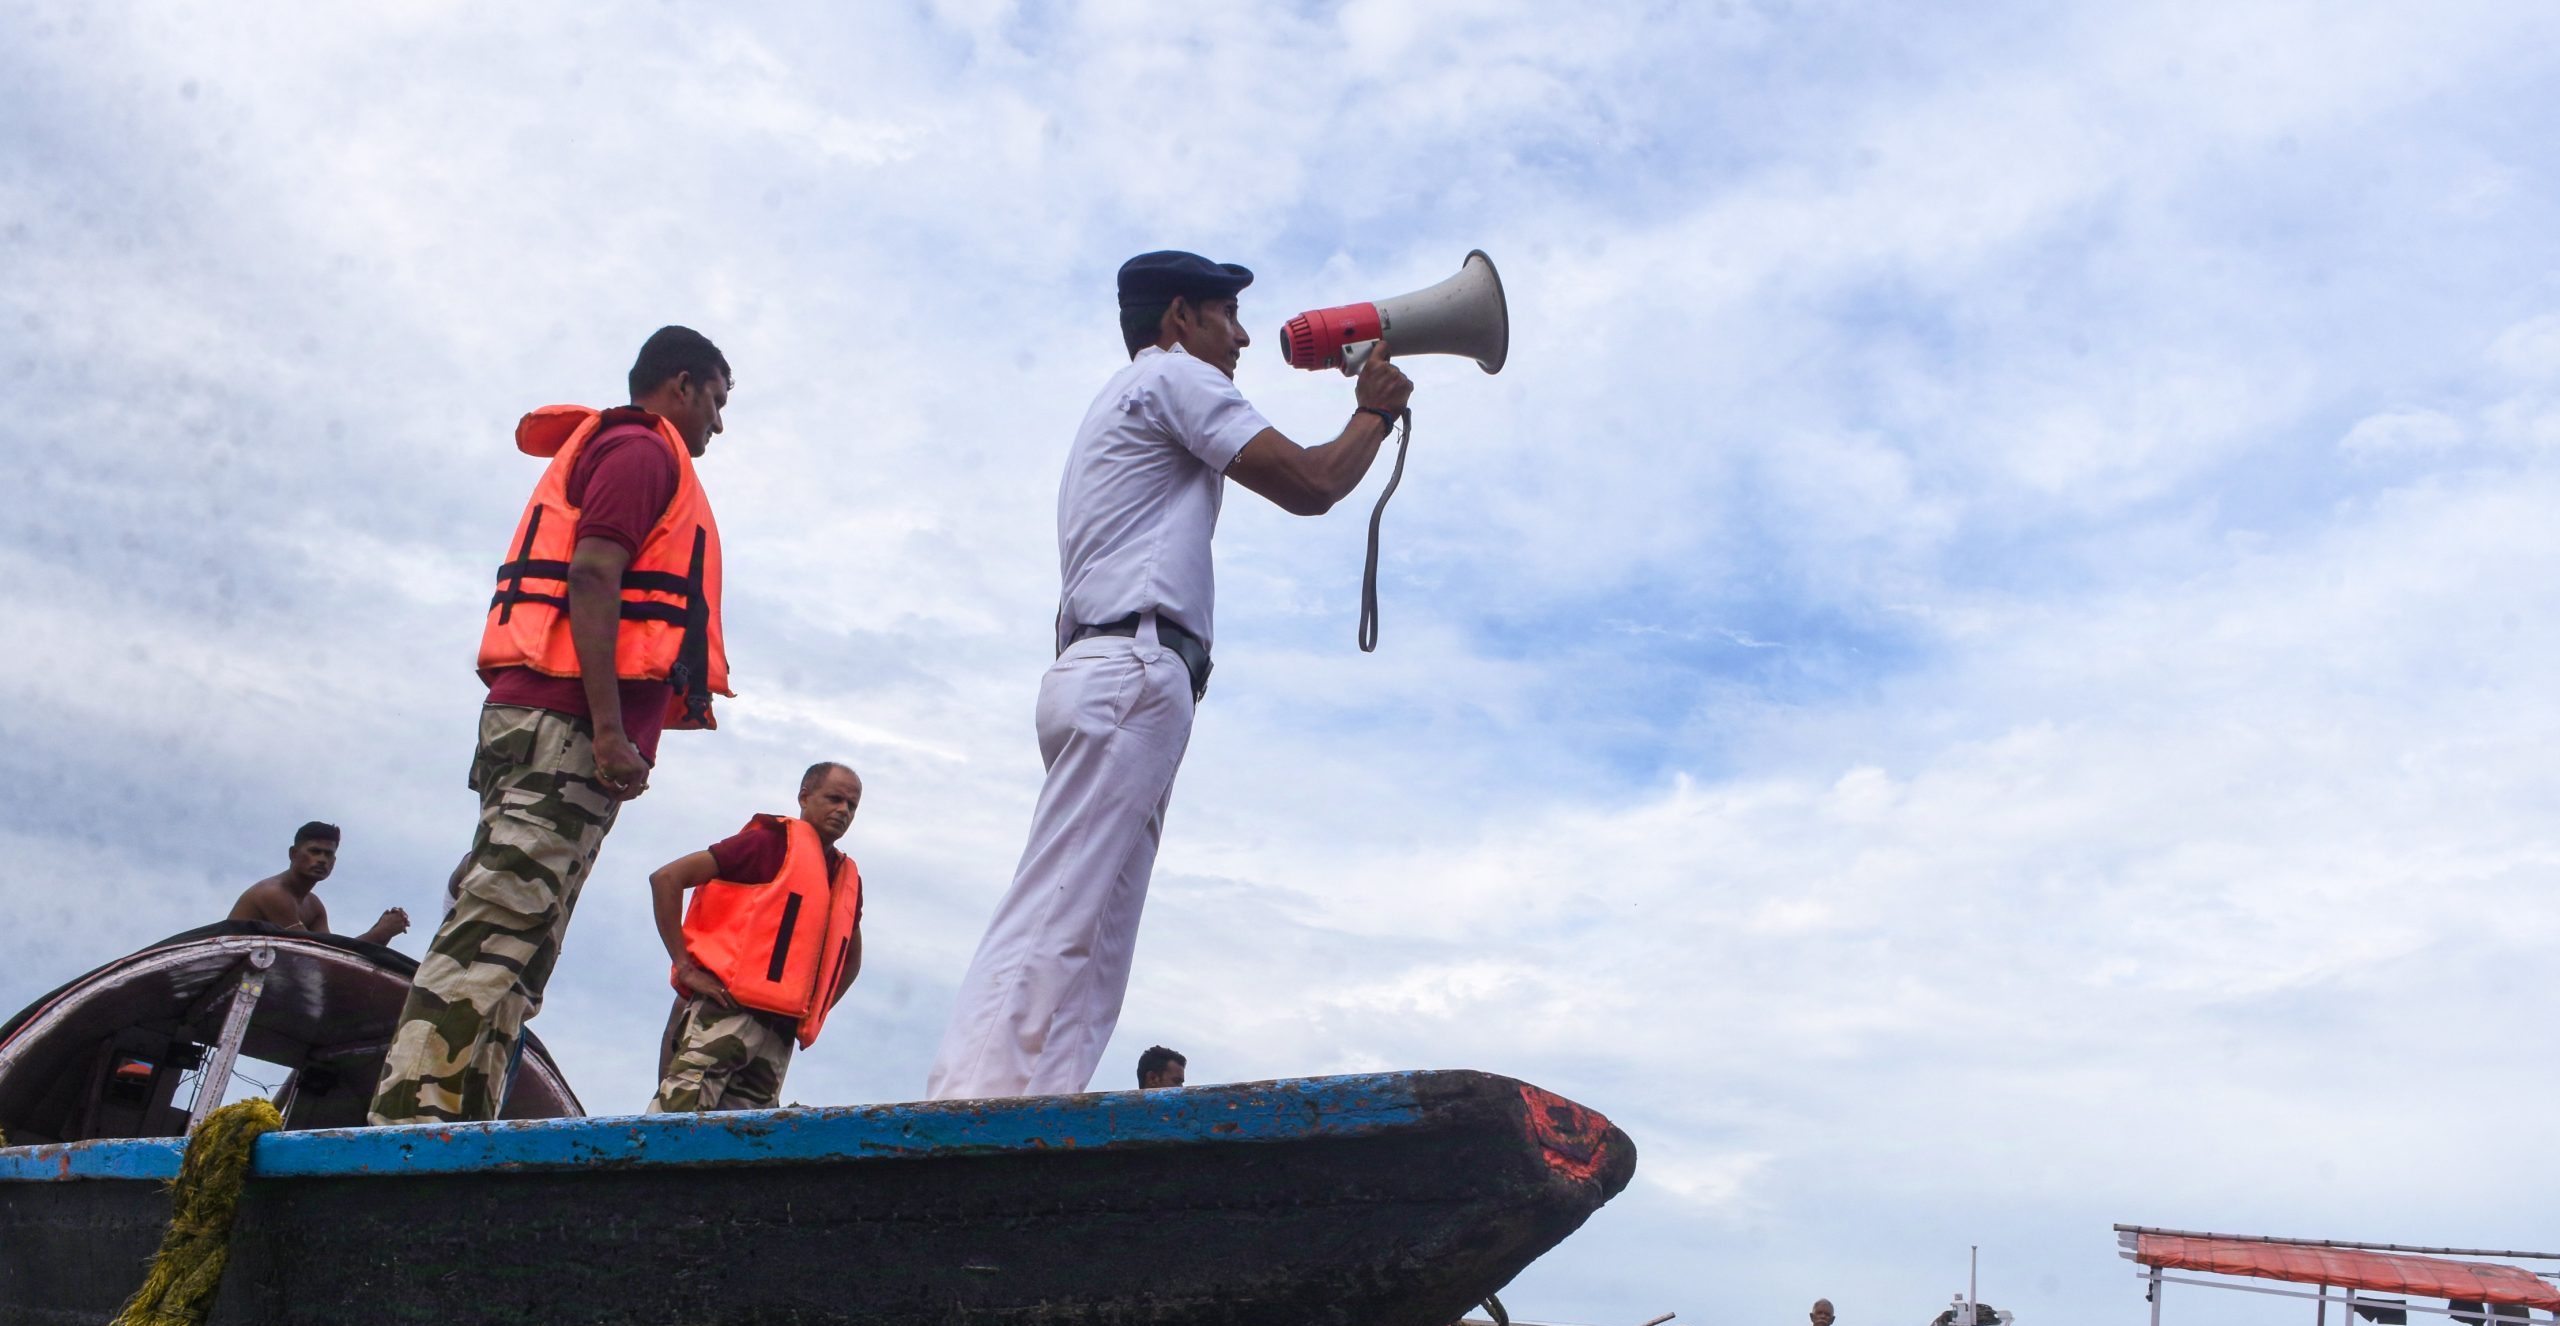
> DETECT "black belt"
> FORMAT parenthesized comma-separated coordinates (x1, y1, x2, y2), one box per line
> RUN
(1066, 612, 1212, 701)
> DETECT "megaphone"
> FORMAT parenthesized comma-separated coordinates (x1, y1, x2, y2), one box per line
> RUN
(1280, 250, 1508, 375)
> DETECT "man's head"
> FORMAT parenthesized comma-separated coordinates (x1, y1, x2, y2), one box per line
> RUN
(1812, 1299, 1835, 1326)
(628, 325, 732, 457)
(289, 821, 340, 885)
(1117, 251, 1254, 378)
(1136, 1045, 1186, 1089)
(798, 761, 863, 845)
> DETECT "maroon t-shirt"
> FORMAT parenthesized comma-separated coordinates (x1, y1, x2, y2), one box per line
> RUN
(706, 819, 861, 925)
(484, 423, 681, 761)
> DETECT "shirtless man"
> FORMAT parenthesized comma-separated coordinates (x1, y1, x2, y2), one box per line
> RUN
(227, 821, 411, 946)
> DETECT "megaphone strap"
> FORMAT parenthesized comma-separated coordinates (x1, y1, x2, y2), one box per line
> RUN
(1357, 408, 1413, 654)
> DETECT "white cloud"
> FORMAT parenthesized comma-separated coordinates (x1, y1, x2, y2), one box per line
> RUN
(2488, 312, 2560, 380)
(2340, 408, 2465, 458)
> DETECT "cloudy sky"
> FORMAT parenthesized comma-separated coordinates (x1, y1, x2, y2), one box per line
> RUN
(11, 1, 2560, 1321)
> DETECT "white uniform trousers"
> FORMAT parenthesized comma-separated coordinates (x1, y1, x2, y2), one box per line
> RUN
(925, 630, 1196, 1099)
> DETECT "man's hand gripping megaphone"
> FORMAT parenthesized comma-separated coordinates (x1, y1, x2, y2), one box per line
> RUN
(1278, 251, 1507, 651)
(1351, 340, 1414, 417)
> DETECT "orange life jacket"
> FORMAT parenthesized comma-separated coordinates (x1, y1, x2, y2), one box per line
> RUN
(676, 815, 864, 1049)
(476, 404, 731, 730)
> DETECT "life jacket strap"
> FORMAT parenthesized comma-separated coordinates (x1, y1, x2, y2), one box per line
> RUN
(667, 526, 715, 726)
(488, 560, 701, 627)
(494, 508, 546, 626)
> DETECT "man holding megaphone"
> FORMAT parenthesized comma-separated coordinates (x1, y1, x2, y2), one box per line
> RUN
(925, 250, 1412, 1100)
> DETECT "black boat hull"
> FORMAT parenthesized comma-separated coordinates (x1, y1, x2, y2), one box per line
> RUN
(0, 1071, 1634, 1325)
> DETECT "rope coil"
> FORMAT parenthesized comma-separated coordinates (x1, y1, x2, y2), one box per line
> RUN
(113, 1098, 283, 1326)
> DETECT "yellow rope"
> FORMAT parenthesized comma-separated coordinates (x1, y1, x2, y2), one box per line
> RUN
(112, 1098, 283, 1326)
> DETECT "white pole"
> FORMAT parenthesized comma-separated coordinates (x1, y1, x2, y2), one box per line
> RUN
(188, 947, 275, 1129)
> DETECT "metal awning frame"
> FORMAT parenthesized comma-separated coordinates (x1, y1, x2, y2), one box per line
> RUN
(2118, 1228, 2556, 1325)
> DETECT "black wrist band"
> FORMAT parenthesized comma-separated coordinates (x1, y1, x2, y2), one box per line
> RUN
(1358, 406, 1400, 431)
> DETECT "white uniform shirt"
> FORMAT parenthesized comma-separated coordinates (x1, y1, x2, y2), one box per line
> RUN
(1054, 344, 1272, 652)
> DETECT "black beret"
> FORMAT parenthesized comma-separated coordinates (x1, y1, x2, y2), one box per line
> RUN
(1117, 250, 1254, 309)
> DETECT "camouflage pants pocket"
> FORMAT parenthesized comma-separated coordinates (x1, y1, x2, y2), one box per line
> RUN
(649, 996, 797, 1113)
(462, 706, 620, 918)
(465, 708, 541, 795)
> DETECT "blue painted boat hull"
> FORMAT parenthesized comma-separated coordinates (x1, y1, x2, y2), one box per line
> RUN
(0, 1070, 1634, 1325)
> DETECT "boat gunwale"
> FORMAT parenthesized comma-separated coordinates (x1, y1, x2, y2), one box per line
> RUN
(0, 1070, 1546, 1185)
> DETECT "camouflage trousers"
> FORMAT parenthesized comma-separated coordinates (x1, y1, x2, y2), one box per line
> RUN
(368, 705, 622, 1125)
(649, 995, 798, 1112)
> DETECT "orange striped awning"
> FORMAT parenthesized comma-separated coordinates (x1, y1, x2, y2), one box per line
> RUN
(2135, 1233, 2560, 1311)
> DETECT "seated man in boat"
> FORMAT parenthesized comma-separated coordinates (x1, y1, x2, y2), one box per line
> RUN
(226, 821, 410, 946)
(647, 761, 865, 1112)
(1136, 1044, 1185, 1089)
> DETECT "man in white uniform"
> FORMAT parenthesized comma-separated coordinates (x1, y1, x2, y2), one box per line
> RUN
(927, 251, 1415, 1099)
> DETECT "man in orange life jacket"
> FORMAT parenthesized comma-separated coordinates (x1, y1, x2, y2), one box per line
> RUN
(368, 326, 736, 1127)
(646, 761, 865, 1112)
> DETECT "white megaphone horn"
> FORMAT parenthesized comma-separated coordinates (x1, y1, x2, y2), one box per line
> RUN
(1280, 250, 1509, 376)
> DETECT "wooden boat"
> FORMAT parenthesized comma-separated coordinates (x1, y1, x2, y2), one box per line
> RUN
(0, 922, 579, 1143)
(0, 929, 1636, 1325)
